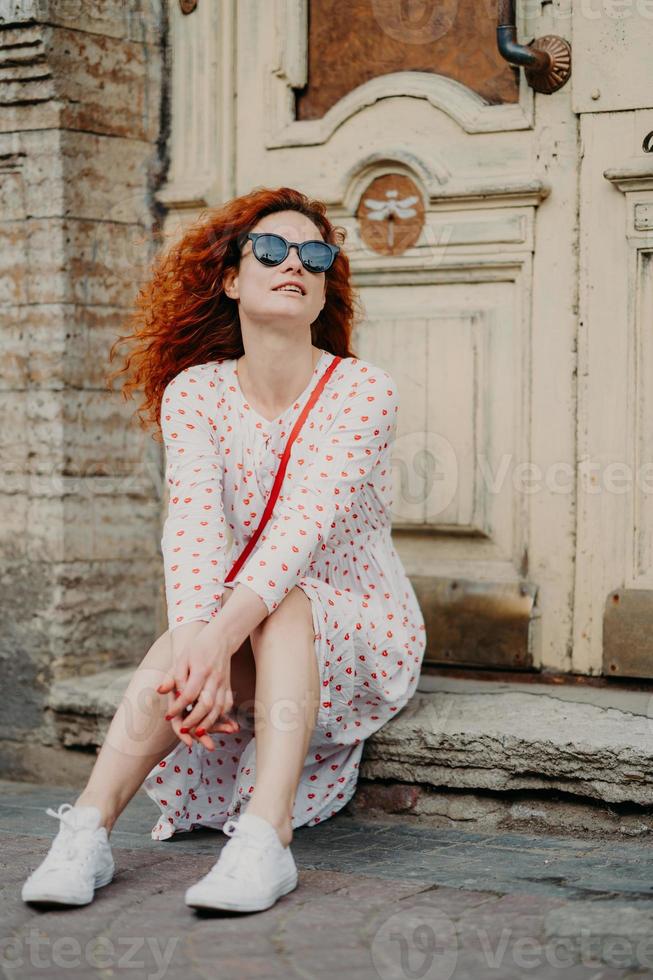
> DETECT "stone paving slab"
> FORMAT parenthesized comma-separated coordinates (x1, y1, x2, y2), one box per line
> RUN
(2, 779, 652, 979)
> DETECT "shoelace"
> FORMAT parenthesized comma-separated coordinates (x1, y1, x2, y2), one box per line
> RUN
(209, 818, 273, 880)
(44, 803, 96, 865)
(223, 817, 241, 837)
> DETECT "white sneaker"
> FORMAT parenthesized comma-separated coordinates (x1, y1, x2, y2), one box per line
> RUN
(184, 811, 298, 913)
(21, 803, 115, 907)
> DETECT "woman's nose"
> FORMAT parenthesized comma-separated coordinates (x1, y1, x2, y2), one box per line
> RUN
(280, 251, 304, 274)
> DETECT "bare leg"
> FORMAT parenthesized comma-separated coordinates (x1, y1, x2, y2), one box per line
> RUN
(74, 629, 258, 837)
(245, 586, 320, 848)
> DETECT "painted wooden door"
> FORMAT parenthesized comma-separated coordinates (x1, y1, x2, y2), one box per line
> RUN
(161, 0, 653, 678)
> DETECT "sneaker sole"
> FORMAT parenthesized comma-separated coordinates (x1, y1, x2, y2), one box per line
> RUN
(22, 865, 115, 907)
(185, 870, 298, 913)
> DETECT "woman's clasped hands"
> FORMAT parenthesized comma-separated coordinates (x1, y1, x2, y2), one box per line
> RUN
(156, 628, 240, 751)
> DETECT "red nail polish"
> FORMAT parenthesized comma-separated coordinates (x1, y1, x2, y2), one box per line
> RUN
(164, 714, 172, 721)
(180, 727, 189, 733)
(195, 728, 206, 736)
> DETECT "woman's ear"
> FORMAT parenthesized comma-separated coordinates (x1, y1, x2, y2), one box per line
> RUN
(223, 267, 239, 300)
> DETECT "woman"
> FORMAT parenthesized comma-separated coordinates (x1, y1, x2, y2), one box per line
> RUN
(21, 186, 426, 914)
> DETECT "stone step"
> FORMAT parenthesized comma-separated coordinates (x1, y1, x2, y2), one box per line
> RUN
(361, 673, 653, 807)
(48, 667, 133, 748)
(46, 667, 653, 806)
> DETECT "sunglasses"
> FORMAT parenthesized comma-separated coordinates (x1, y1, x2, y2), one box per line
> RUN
(237, 231, 340, 273)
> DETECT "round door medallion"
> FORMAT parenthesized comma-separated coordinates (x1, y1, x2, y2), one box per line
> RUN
(356, 174, 424, 256)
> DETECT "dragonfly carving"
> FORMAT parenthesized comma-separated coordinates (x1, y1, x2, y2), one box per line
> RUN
(363, 189, 419, 249)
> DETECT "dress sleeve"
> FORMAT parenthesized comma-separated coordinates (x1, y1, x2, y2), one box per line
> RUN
(228, 363, 399, 614)
(159, 368, 229, 630)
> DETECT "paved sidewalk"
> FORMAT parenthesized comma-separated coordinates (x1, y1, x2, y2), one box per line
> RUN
(2, 778, 653, 979)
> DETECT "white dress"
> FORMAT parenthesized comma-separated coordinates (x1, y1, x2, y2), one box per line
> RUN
(142, 349, 427, 839)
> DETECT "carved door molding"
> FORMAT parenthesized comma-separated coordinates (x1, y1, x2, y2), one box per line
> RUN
(263, 0, 535, 151)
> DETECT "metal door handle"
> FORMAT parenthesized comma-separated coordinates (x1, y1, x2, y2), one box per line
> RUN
(497, 0, 571, 94)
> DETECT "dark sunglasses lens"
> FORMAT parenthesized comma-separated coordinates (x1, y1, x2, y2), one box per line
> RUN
(253, 234, 287, 265)
(300, 241, 334, 272)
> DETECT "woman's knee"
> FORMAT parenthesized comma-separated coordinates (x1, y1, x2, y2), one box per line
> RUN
(272, 586, 313, 629)
(251, 586, 314, 651)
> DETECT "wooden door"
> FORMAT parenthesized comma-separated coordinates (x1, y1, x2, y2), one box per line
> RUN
(164, 0, 582, 676)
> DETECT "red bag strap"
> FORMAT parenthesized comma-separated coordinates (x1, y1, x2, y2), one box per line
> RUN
(225, 354, 343, 584)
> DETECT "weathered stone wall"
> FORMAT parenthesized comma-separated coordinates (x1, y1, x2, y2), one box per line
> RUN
(0, 0, 169, 764)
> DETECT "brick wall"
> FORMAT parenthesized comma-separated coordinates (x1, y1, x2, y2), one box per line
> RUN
(0, 0, 169, 759)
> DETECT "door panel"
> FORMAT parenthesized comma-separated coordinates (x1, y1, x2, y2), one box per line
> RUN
(576, 109, 653, 678)
(358, 284, 521, 570)
(296, 0, 520, 120)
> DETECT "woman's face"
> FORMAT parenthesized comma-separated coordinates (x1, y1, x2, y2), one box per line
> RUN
(224, 210, 328, 328)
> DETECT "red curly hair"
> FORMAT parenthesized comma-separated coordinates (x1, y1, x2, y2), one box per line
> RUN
(106, 186, 362, 441)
